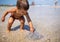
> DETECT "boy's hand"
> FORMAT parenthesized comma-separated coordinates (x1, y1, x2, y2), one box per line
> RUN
(1, 17, 5, 22)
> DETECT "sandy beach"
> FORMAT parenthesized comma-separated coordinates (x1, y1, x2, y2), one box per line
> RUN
(0, 5, 60, 42)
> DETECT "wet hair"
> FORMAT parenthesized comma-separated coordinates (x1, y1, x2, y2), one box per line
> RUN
(16, 0, 29, 10)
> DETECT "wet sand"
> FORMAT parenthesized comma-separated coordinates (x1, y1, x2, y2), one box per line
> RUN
(0, 5, 60, 42)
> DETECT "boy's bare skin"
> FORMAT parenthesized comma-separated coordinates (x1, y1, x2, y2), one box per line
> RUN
(1, 7, 34, 33)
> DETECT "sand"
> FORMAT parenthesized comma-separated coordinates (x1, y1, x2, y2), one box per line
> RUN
(0, 5, 60, 42)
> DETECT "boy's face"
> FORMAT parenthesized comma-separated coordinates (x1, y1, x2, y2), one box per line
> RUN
(20, 0, 26, 2)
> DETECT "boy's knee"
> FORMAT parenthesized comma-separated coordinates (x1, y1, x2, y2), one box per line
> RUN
(8, 22, 13, 25)
(20, 20, 25, 24)
(8, 20, 13, 25)
(8, 17, 14, 24)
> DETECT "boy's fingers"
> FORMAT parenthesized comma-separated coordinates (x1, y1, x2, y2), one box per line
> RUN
(1, 17, 5, 22)
(2, 19, 4, 22)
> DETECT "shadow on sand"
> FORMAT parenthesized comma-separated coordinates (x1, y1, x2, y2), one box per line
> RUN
(11, 25, 43, 40)
(11, 25, 30, 31)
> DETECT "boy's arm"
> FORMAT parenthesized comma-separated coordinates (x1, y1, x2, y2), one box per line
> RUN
(1, 10, 10, 22)
(2, 7, 16, 17)
(2, 10, 10, 18)
(25, 12, 31, 22)
(1, 7, 16, 22)
(25, 13, 34, 32)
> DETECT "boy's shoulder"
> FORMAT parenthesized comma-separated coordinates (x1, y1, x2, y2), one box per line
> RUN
(10, 7, 17, 11)
(4, 7, 17, 13)
(7, 7, 17, 12)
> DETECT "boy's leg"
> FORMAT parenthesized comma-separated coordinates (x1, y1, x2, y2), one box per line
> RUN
(19, 16, 25, 31)
(7, 17, 15, 32)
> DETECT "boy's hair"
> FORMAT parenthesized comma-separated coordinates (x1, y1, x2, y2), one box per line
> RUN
(16, 0, 29, 10)
(16, 0, 20, 9)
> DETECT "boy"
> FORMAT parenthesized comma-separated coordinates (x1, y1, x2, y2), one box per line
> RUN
(1, 0, 34, 32)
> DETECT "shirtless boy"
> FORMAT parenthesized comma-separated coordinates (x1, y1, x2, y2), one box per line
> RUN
(1, 0, 34, 32)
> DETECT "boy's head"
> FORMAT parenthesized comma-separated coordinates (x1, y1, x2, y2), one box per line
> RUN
(16, 0, 29, 10)
(16, 0, 26, 9)
(16, 0, 20, 9)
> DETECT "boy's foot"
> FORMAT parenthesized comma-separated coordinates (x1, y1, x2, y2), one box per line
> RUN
(6, 30, 10, 33)
(20, 29, 24, 32)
